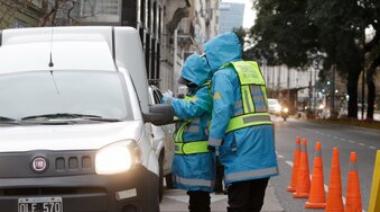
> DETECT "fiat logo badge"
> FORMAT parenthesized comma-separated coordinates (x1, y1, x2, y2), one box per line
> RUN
(31, 157, 48, 173)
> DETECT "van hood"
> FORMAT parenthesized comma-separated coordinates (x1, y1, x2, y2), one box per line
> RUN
(0, 121, 142, 152)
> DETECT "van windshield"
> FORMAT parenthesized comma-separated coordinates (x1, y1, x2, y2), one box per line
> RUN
(0, 70, 131, 124)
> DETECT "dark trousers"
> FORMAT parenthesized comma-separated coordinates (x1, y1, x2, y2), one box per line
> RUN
(215, 158, 224, 193)
(187, 191, 210, 212)
(227, 178, 269, 212)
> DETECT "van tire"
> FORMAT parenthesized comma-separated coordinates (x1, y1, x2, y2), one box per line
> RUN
(158, 152, 164, 202)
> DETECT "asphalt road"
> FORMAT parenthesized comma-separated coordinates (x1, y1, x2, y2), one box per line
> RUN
(272, 117, 380, 212)
(160, 117, 380, 211)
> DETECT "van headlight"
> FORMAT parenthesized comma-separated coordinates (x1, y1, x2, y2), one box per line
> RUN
(95, 140, 140, 175)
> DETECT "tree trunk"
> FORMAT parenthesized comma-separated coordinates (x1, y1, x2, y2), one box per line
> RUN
(366, 57, 380, 120)
(366, 75, 375, 120)
(347, 71, 360, 119)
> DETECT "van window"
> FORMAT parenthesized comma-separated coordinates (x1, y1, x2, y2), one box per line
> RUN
(0, 71, 132, 122)
(153, 90, 162, 104)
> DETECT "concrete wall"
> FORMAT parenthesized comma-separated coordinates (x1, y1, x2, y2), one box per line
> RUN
(159, 0, 219, 92)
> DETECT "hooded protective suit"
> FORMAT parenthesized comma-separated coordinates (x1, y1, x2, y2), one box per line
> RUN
(204, 33, 278, 186)
(166, 53, 215, 192)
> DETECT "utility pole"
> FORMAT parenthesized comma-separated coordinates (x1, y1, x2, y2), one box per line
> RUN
(277, 66, 281, 98)
(313, 65, 318, 112)
(287, 66, 290, 100)
(172, 29, 178, 93)
(361, 70, 365, 120)
(331, 65, 336, 117)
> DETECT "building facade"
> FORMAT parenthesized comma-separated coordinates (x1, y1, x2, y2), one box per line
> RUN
(0, 0, 46, 29)
(163, 0, 219, 91)
(67, 0, 219, 91)
(1, 0, 219, 92)
(218, 1, 244, 33)
(261, 64, 320, 112)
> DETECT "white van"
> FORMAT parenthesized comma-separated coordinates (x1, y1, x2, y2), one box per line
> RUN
(0, 26, 173, 212)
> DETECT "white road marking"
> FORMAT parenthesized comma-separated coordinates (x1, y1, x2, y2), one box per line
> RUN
(358, 143, 365, 146)
(349, 140, 355, 144)
(285, 160, 293, 167)
(277, 154, 284, 159)
(370, 146, 377, 150)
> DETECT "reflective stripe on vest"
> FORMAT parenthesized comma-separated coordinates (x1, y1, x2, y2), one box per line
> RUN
(224, 61, 272, 133)
(224, 166, 278, 182)
(226, 113, 272, 132)
(175, 141, 209, 155)
(174, 104, 209, 155)
(175, 176, 214, 187)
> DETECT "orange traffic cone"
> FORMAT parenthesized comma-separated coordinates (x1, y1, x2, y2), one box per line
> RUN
(293, 138, 310, 198)
(287, 136, 301, 192)
(325, 147, 344, 212)
(305, 141, 326, 209)
(345, 152, 362, 212)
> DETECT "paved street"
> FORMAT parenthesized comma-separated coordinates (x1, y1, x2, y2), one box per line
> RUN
(161, 117, 380, 211)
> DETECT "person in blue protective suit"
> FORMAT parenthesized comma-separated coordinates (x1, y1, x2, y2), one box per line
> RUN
(162, 53, 215, 212)
(203, 32, 279, 212)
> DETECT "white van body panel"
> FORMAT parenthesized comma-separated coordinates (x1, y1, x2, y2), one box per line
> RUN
(0, 41, 115, 73)
(0, 122, 142, 152)
(0, 26, 159, 176)
(1, 26, 150, 114)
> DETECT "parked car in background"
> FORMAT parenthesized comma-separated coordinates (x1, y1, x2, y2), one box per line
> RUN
(268, 98, 289, 121)
(268, 98, 282, 115)
(148, 85, 175, 200)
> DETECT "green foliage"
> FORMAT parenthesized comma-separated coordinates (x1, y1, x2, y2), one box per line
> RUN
(233, 26, 246, 45)
(250, 0, 318, 68)
(250, 0, 380, 118)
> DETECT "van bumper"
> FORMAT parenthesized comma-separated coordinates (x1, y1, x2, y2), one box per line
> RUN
(0, 165, 159, 212)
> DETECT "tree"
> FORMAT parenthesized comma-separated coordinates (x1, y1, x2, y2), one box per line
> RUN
(250, 0, 318, 68)
(363, 0, 380, 120)
(250, 0, 379, 119)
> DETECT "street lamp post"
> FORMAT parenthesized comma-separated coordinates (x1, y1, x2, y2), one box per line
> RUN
(361, 67, 365, 120)
(331, 65, 336, 117)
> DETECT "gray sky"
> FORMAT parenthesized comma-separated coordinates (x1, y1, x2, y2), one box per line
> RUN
(221, 0, 256, 28)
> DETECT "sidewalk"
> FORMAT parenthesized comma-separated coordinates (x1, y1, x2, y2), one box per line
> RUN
(160, 183, 284, 212)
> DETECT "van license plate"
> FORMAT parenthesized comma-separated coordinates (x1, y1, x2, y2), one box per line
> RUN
(18, 197, 63, 212)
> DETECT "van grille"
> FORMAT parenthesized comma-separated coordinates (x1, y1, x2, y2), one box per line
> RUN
(0, 150, 96, 178)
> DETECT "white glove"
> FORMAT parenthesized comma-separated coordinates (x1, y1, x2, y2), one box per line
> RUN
(161, 90, 174, 104)
(163, 90, 174, 97)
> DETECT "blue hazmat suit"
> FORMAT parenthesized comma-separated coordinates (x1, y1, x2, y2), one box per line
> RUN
(164, 53, 215, 192)
(204, 33, 279, 186)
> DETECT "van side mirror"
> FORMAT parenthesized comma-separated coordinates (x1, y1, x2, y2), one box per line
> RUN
(143, 104, 175, 125)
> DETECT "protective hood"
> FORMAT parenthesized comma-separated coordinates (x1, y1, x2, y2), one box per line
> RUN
(181, 53, 211, 86)
(204, 32, 242, 72)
